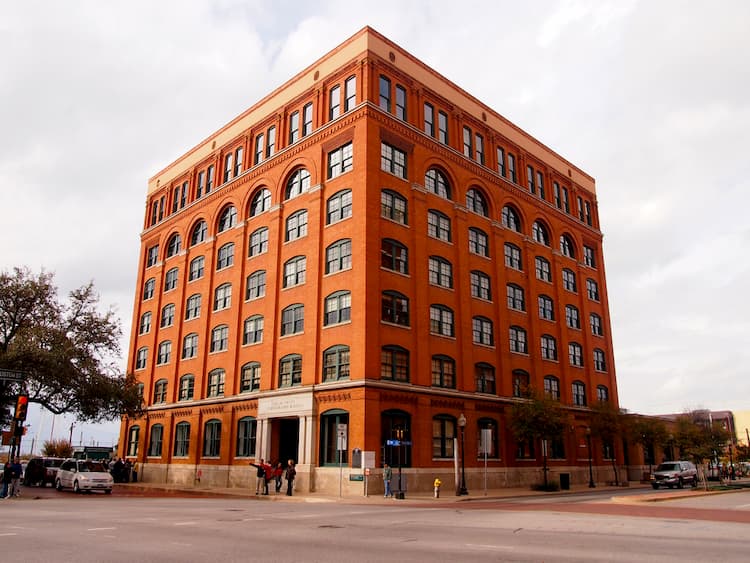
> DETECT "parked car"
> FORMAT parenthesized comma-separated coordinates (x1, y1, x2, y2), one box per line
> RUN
(55, 458, 113, 494)
(23, 457, 64, 487)
(651, 461, 698, 489)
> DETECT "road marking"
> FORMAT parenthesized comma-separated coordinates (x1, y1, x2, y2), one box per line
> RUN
(465, 543, 514, 551)
(0, 533, 18, 537)
(736, 504, 750, 509)
(87, 527, 116, 531)
(174, 521, 197, 526)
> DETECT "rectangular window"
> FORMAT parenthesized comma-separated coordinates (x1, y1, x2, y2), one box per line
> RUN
(463, 126, 473, 158)
(507, 153, 516, 183)
(234, 147, 243, 177)
(289, 111, 299, 144)
(345, 76, 356, 111)
(497, 147, 506, 177)
(381, 142, 406, 179)
(302, 102, 313, 136)
(329, 85, 341, 120)
(223, 152, 233, 183)
(584, 246, 596, 268)
(527, 165, 535, 194)
(536, 171, 545, 199)
(577, 196, 585, 221)
(424, 103, 434, 136)
(438, 111, 448, 144)
(585, 201, 592, 226)
(197, 170, 205, 198)
(146, 245, 159, 267)
(254, 133, 265, 165)
(206, 165, 214, 193)
(379, 75, 391, 112)
(562, 187, 570, 213)
(327, 142, 353, 178)
(395, 85, 407, 121)
(266, 126, 276, 157)
(554, 182, 561, 208)
(475, 134, 484, 165)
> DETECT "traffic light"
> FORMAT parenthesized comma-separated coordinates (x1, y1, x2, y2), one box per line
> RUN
(14, 394, 29, 421)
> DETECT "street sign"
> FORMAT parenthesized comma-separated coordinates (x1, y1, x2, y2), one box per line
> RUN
(386, 439, 400, 446)
(400, 440, 412, 446)
(0, 369, 26, 383)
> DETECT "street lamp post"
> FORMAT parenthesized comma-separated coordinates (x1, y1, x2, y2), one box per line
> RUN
(457, 413, 468, 496)
(586, 427, 595, 488)
(729, 442, 735, 480)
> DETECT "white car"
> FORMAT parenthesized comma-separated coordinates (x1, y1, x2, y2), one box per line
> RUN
(55, 459, 113, 494)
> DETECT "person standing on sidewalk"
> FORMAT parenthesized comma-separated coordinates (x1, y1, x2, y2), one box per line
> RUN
(249, 459, 267, 495)
(9, 458, 22, 497)
(273, 462, 283, 494)
(285, 460, 296, 496)
(1, 461, 12, 499)
(383, 463, 393, 498)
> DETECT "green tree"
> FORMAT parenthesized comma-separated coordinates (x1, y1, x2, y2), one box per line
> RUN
(674, 410, 731, 487)
(42, 438, 74, 458)
(510, 388, 568, 489)
(589, 401, 627, 485)
(628, 415, 669, 475)
(0, 267, 142, 425)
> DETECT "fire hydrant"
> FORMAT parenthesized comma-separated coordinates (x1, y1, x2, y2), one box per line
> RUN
(433, 477, 442, 498)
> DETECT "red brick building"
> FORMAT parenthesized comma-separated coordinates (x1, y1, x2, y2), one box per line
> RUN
(119, 27, 619, 493)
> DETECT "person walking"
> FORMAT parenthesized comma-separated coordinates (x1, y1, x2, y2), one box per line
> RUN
(383, 463, 393, 498)
(284, 459, 296, 496)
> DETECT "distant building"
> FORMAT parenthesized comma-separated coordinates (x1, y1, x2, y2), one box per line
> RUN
(119, 27, 618, 493)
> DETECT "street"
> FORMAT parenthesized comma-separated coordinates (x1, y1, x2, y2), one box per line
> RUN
(2, 487, 750, 561)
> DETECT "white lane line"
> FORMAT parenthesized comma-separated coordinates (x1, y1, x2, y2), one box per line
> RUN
(174, 521, 197, 526)
(465, 543, 514, 551)
(0, 533, 18, 537)
(736, 503, 750, 508)
(87, 527, 116, 531)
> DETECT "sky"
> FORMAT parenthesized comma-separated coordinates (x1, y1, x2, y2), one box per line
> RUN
(2, 0, 749, 451)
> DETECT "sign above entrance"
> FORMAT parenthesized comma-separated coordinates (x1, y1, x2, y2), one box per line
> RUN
(257, 392, 313, 417)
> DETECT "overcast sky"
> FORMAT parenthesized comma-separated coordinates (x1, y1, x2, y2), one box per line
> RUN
(2, 0, 749, 449)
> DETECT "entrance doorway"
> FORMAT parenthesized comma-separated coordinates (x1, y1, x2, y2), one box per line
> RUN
(274, 418, 299, 465)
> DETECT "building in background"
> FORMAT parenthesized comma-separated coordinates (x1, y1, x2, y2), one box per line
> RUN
(119, 27, 618, 493)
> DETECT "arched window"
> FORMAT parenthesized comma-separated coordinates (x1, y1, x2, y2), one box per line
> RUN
(210, 324, 229, 352)
(240, 362, 261, 392)
(214, 283, 232, 310)
(164, 268, 178, 291)
(217, 205, 237, 233)
(135, 347, 148, 370)
(512, 370, 530, 397)
(470, 270, 491, 300)
(381, 238, 408, 274)
(283, 256, 306, 288)
(544, 375, 560, 400)
(148, 424, 164, 457)
(127, 426, 140, 457)
(285, 168, 311, 200)
(216, 242, 234, 269)
(560, 234, 576, 258)
(320, 409, 349, 465)
(139, 312, 151, 335)
(466, 187, 488, 216)
(469, 227, 489, 256)
(243, 315, 264, 345)
(324, 291, 351, 326)
(569, 342, 583, 366)
(427, 209, 451, 241)
(190, 220, 207, 246)
(506, 283, 525, 311)
(597, 385, 609, 402)
(207, 368, 225, 397)
(166, 233, 181, 257)
(249, 227, 269, 256)
(382, 291, 409, 326)
(285, 209, 308, 241)
(538, 295, 554, 321)
(424, 168, 451, 199)
(323, 345, 350, 381)
(562, 268, 577, 292)
(245, 271, 266, 300)
(428, 256, 453, 288)
(203, 419, 221, 457)
(572, 381, 586, 406)
(431, 355, 455, 388)
(325, 239, 352, 273)
(430, 304, 454, 337)
(532, 220, 550, 246)
(153, 379, 168, 404)
(236, 417, 257, 457)
(281, 304, 304, 336)
(432, 414, 456, 458)
(381, 189, 408, 224)
(189, 256, 204, 281)
(327, 189, 352, 224)
(472, 316, 494, 346)
(541, 334, 557, 360)
(509, 326, 527, 354)
(279, 354, 302, 387)
(565, 304, 581, 328)
(501, 205, 521, 232)
(250, 188, 271, 216)
(178, 374, 194, 401)
(535, 256, 551, 282)
(475, 363, 495, 394)
(143, 278, 155, 300)
(173, 422, 190, 457)
(594, 348, 607, 371)
(381, 345, 409, 382)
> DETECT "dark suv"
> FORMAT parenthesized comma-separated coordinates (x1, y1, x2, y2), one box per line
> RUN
(22, 457, 64, 487)
(651, 461, 698, 489)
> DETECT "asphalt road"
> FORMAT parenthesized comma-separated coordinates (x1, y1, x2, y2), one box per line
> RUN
(3, 488, 750, 562)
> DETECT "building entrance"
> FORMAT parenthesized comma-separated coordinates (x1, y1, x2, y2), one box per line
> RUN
(273, 418, 299, 465)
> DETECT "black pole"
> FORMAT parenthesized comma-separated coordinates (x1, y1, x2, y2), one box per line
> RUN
(458, 423, 468, 495)
(587, 431, 595, 488)
(729, 443, 735, 480)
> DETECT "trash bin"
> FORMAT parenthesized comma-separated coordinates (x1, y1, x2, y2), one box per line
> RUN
(559, 472, 570, 490)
